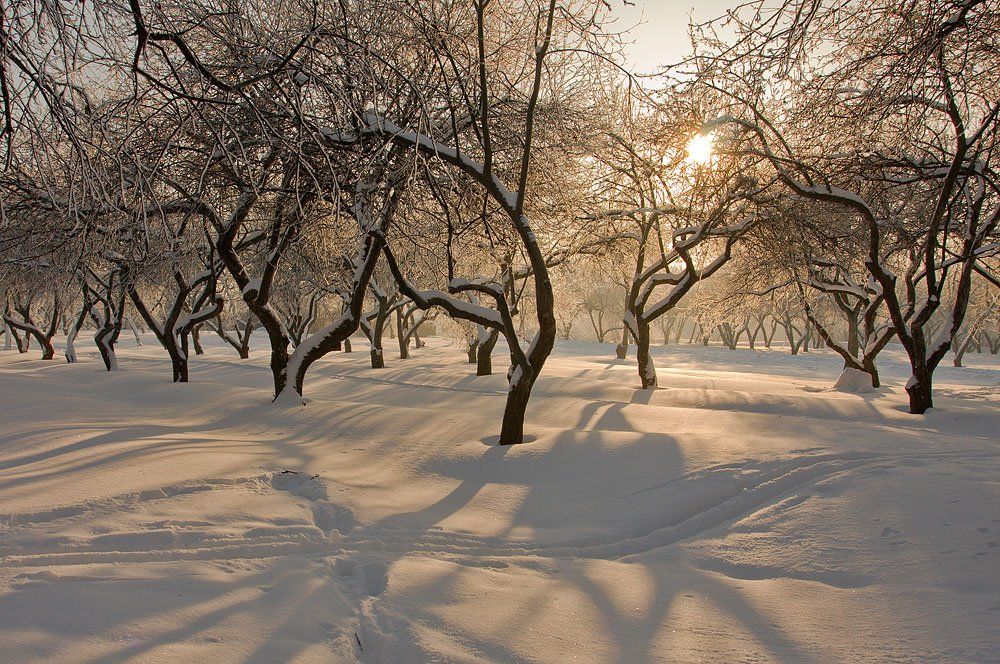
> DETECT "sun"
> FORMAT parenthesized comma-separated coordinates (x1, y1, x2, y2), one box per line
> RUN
(685, 133, 715, 165)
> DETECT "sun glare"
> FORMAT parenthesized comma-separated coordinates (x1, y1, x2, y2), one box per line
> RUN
(685, 133, 715, 165)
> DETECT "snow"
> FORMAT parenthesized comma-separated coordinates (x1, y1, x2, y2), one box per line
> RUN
(808, 278, 868, 299)
(242, 279, 262, 297)
(410, 289, 504, 328)
(448, 278, 504, 300)
(927, 310, 955, 360)
(272, 386, 306, 408)
(1, 336, 998, 662)
(833, 367, 876, 393)
(799, 183, 874, 211)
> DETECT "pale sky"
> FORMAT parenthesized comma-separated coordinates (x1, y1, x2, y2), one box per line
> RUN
(610, 0, 736, 73)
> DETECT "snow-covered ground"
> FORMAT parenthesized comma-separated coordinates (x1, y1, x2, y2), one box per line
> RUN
(1, 336, 998, 663)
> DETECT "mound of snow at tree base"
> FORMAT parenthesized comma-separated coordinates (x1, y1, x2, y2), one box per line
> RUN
(0, 335, 998, 663)
(833, 367, 877, 393)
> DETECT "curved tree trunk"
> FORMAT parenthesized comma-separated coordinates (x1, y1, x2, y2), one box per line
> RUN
(862, 356, 881, 388)
(283, 231, 388, 397)
(95, 324, 122, 371)
(191, 326, 204, 355)
(65, 295, 92, 363)
(34, 332, 55, 360)
(953, 330, 975, 368)
(5, 317, 28, 353)
(10, 296, 60, 360)
(499, 372, 533, 445)
(636, 318, 657, 389)
(92, 308, 124, 371)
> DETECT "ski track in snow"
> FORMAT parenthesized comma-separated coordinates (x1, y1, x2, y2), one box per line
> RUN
(0, 458, 888, 660)
(1, 454, 878, 566)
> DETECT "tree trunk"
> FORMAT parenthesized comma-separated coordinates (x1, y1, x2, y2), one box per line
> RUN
(396, 310, 409, 359)
(636, 318, 657, 389)
(688, 321, 700, 344)
(953, 335, 971, 367)
(673, 316, 686, 344)
(719, 323, 737, 350)
(846, 319, 860, 367)
(65, 328, 80, 363)
(800, 320, 812, 354)
(215, 319, 254, 359)
(95, 328, 119, 371)
(191, 326, 204, 355)
(174, 358, 189, 382)
(127, 316, 144, 346)
(171, 348, 189, 382)
(65, 300, 91, 363)
(748, 319, 762, 350)
(906, 368, 933, 414)
(38, 335, 55, 360)
(862, 356, 881, 388)
(659, 317, 673, 346)
(499, 367, 534, 446)
(237, 319, 253, 359)
(91, 297, 125, 372)
(466, 334, 479, 363)
(477, 329, 499, 376)
(369, 308, 387, 369)
(784, 318, 800, 355)
(985, 332, 999, 354)
(764, 320, 777, 349)
(11, 326, 28, 353)
(7, 315, 57, 360)
(256, 323, 289, 394)
(615, 325, 628, 359)
(288, 292, 379, 396)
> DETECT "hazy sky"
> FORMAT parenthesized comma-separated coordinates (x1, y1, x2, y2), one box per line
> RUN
(610, 0, 736, 72)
